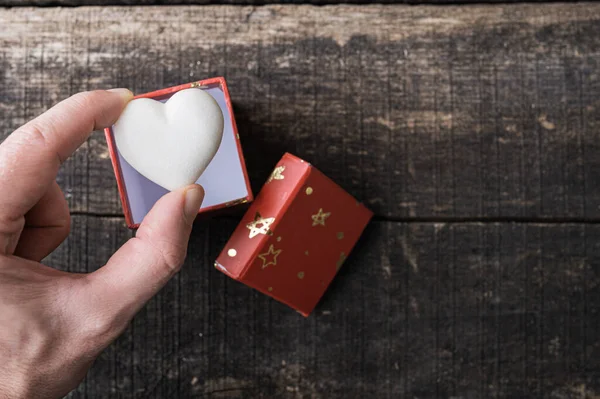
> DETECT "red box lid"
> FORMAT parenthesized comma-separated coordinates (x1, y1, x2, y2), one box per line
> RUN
(215, 153, 373, 316)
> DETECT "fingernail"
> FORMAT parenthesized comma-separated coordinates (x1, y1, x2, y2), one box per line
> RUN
(107, 88, 134, 101)
(184, 185, 204, 224)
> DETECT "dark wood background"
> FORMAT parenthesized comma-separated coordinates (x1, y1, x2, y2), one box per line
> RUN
(0, 0, 573, 6)
(1, 3, 600, 398)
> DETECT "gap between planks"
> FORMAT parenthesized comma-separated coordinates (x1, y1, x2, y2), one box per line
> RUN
(69, 211, 600, 225)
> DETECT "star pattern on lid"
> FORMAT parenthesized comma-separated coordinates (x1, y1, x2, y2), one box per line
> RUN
(246, 212, 275, 239)
(258, 244, 282, 269)
(311, 208, 331, 227)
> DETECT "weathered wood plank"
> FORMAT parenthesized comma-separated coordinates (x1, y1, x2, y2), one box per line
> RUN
(1, 4, 600, 219)
(45, 216, 600, 398)
(0, 0, 573, 6)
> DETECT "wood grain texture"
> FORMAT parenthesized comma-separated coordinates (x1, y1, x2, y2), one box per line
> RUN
(0, 0, 572, 6)
(1, 4, 599, 219)
(44, 216, 600, 398)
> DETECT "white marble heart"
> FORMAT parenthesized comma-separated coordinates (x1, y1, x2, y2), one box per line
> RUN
(113, 88, 224, 191)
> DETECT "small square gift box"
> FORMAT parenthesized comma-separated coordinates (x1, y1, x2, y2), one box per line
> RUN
(105, 78, 372, 316)
(214, 153, 373, 316)
(105, 77, 253, 229)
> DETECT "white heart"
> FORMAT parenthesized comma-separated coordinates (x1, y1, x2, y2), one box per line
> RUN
(113, 88, 224, 191)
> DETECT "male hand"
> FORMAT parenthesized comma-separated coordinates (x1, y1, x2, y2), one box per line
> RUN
(0, 89, 204, 398)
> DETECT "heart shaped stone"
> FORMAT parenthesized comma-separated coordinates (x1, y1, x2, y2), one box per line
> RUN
(113, 88, 224, 191)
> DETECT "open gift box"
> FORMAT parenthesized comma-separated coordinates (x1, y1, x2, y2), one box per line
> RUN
(104, 77, 253, 228)
(106, 78, 372, 316)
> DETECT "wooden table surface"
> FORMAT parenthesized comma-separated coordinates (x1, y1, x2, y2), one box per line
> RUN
(1, 2, 600, 398)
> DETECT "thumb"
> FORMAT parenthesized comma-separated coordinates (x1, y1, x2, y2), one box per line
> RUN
(90, 184, 204, 318)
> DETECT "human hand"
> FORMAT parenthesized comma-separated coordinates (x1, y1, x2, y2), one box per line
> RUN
(0, 90, 204, 398)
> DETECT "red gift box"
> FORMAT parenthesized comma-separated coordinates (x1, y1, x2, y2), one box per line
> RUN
(104, 79, 372, 315)
(215, 153, 373, 316)
(105, 77, 253, 229)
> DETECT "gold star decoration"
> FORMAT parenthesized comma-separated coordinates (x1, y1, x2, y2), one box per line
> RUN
(258, 244, 282, 269)
(267, 165, 285, 183)
(311, 208, 331, 227)
(246, 212, 275, 239)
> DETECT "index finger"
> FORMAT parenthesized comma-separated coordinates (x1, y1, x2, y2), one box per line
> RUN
(0, 89, 132, 222)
